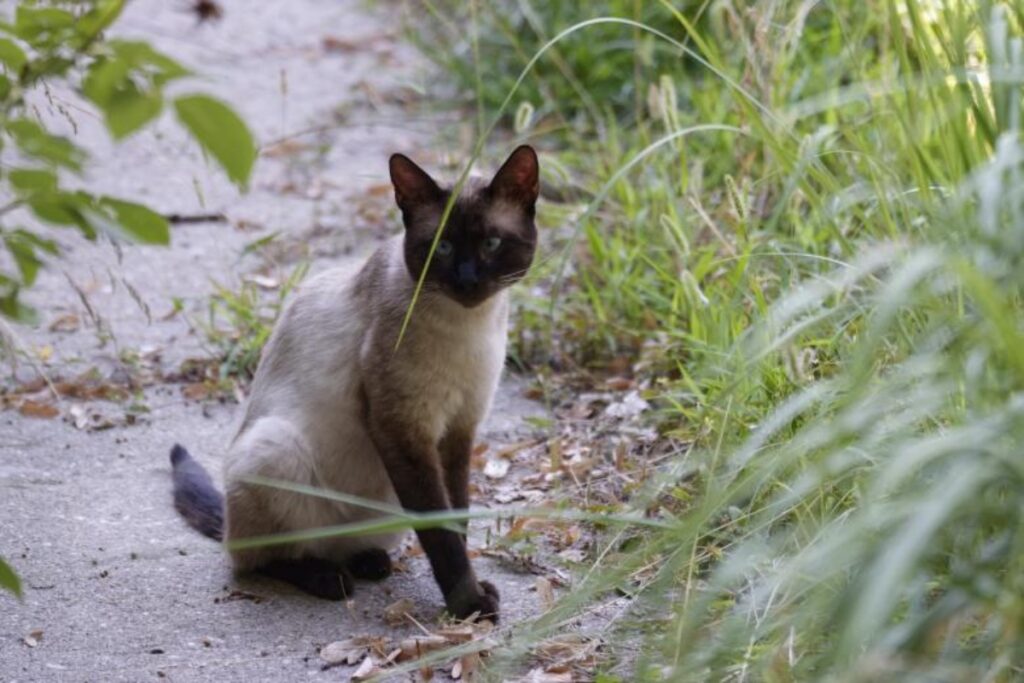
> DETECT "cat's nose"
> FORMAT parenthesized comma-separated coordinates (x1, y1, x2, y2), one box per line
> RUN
(456, 261, 479, 288)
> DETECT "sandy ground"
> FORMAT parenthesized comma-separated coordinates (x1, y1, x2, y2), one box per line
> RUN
(0, 2, 551, 680)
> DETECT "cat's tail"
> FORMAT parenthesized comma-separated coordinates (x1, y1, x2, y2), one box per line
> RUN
(169, 444, 224, 542)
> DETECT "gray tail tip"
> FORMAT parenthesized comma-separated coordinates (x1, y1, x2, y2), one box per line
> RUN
(170, 443, 189, 466)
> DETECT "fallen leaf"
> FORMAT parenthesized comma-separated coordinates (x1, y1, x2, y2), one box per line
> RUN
(321, 638, 368, 666)
(436, 624, 479, 643)
(261, 139, 308, 158)
(382, 597, 415, 626)
(454, 652, 481, 679)
(22, 629, 43, 648)
(535, 577, 555, 609)
(350, 655, 380, 681)
(365, 183, 393, 197)
(18, 400, 59, 419)
(516, 667, 572, 683)
(242, 274, 281, 290)
(395, 635, 448, 661)
(483, 457, 510, 480)
(605, 376, 635, 391)
(214, 589, 265, 604)
(36, 345, 53, 362)
(182, 382, 212, 401)
(49, 313, 80, 333)
(604, 390, 650, 419)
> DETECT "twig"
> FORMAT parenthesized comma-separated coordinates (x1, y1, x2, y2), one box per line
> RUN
(164, 212, 228, 224)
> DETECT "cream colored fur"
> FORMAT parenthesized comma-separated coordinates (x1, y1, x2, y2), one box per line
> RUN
(222, 235, 509, 570)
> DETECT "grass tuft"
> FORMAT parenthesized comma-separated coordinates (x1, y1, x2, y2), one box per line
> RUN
(409, 0, 1024, 678)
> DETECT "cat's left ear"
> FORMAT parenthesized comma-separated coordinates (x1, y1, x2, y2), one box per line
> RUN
(489, 145, 539, 206)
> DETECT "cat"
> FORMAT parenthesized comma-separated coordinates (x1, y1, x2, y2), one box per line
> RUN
(170, 145, 539, 621)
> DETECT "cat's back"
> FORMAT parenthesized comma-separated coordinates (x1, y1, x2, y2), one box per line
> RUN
(239, 254, 375, 428)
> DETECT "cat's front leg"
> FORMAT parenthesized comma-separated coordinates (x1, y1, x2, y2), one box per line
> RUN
(368, 418, 499, 621)
(439, 426, 474, 526)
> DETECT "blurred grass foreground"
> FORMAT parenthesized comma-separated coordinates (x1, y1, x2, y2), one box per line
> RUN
(416, 0, 1024, 680)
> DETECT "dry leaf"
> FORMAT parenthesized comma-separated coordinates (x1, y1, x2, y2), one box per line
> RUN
(261, 139, 308, 158)
(535, 577, 555, 609)
(395, 635, 448, 661)
(517, 667, 572, 683)
(22, 629, 43, 648)
(243, 274, 281, 290)
(18, 400, 59, 419)
(482, 457, 510, 480)
(454, 652, 481, 679)
(604, 390, 649, 419)
(350, 656, 380, 681)
(182, 382, 212, 401)
(36, 345, 53, 362)
(321, 638, 369, 666)
(365, 183, 393, 198)
(383, 597, 415, 626)
(605, 376, 635, 391)
(436, 624, 479, 643)
(49, 313, 80, 333)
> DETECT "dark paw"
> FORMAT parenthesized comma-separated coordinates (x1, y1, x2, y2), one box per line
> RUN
(302, 567, 353, 601)
(347, 548, 393, 581)
(447, 580, 501, 622)
(479, 579, 500, 602)
(259, 558, 353, 601)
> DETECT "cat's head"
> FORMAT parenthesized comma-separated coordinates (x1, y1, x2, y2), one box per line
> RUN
(389, 146, 539, 308)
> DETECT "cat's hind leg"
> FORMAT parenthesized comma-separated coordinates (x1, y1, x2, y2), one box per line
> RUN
(224, 416, 352, 600)
(346, 548, 393, 581)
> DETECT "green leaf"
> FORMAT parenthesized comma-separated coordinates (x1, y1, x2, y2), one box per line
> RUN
(0, 556, 21, 598)
(27, 191, 94, 237)
(11, 228, 57, 255)
(4, 232, 44, 285)
(103, 84, 162, 140)
(75, 0, 126, 42)
(13, 6, 74, 44)
(109, 41, 189, 86)
(0, 282, 36, 324)
(7, 119, 85, 171)
(9, 167, 57, 193)
(174, 94, 256, 188)
(99, 197, 169, 244)
(81, 55, 130, 106)
(0, 37, 27, 73)
(83, 41, 188, 139)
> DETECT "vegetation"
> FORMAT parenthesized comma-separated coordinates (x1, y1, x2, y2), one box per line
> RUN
(0, 0, 255, 324)
(413, 0, 1024, 679)
(0, 0, 254, 596)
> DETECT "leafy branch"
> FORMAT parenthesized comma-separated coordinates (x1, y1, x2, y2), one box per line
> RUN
(0, 0, 256, 323)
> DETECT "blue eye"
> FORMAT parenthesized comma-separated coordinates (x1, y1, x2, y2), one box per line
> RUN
(484, 236, 502, 253)
(435, 240, 453, 256)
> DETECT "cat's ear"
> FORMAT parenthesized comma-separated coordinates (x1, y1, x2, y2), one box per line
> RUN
(489, 145, 539, 206)
(389, 154, 442, 212)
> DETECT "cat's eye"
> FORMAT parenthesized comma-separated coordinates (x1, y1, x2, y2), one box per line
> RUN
(435, 240, 453, 257)
(484, 236, 502, 253)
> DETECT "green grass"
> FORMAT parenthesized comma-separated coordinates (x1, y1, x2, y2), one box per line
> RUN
(194, 262, 308, 385)
(410, 0, 1024, 679)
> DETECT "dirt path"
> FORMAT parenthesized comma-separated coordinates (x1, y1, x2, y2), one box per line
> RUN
(0, 2, 549, 680)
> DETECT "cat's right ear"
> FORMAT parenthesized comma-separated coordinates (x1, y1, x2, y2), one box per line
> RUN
(389, 154, 442, 213)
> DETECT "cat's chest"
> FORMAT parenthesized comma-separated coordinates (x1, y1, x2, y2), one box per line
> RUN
(395, 302, 507, 432)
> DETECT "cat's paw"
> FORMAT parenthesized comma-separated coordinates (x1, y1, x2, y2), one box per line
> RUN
(260, 558, 353, 601)
(447, 580, 501, 622)
(347, 548, 393, 581)
(303, 568, 353, 601)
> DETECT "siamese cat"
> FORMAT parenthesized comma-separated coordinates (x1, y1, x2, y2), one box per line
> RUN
(169, 146, 539, 621)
